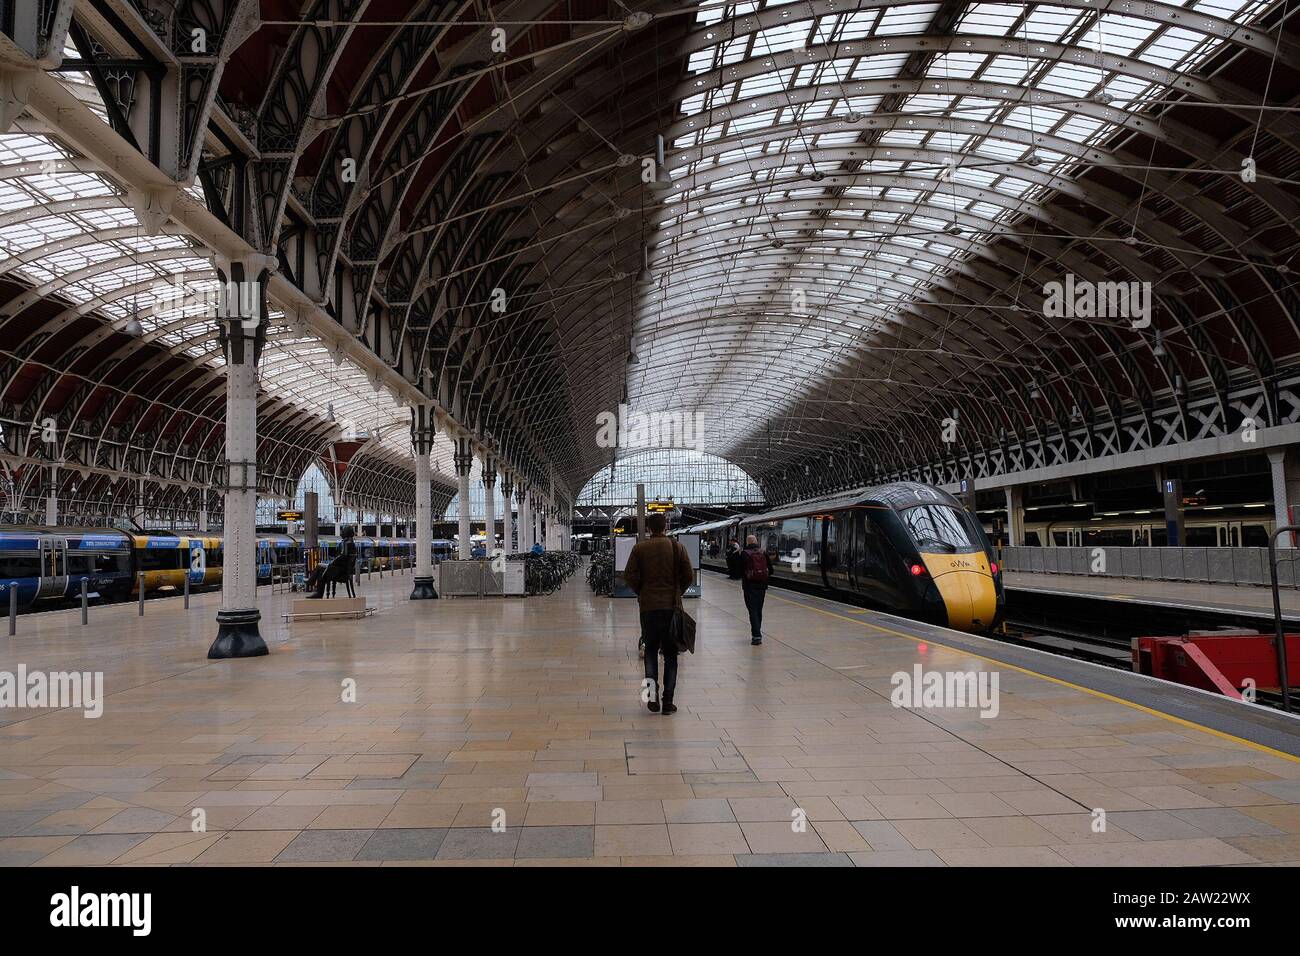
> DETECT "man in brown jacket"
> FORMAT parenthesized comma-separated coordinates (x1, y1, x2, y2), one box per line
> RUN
(624, 512, 694, 715)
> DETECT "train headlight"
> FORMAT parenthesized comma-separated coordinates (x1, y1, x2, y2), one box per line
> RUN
(909, 563, 926, 577)
(989, 562, 999, 575)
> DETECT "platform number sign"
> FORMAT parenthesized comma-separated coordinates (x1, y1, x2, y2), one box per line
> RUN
(190, 543, 206, 582)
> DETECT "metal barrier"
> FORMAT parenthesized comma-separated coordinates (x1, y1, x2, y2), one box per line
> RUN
(270, 563, 304, 594)
(1000, 545, 1300, 588)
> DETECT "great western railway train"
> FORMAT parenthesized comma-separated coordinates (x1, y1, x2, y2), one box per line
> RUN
(684, 482, 1003, 633)
(0, 528, 421, 612)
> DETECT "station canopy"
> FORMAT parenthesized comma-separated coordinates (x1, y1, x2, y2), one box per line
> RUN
(0, 0, 1296, 521)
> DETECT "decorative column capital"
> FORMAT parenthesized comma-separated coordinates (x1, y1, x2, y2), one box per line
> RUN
(213, 253, 274, 366)
(500, 472, 514, 497)
(514, 483, 527, 504)
(481, 456, 498, 489)
(410, 404, 437, 455)
(453, 436, 475, 477)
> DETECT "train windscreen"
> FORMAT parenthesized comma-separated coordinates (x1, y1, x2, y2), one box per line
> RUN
(901, 505, 978, 553)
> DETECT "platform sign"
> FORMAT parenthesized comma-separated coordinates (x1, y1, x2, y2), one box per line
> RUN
(678, 533, 701, 599)
(613, 535, 637, 597)
(278, 510, 303, 522)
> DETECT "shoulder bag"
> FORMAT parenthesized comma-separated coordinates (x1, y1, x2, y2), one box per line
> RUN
(669, 539, 697, 654)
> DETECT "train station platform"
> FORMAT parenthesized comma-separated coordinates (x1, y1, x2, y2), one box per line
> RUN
(3, 566, 1300, 868)
(1004, 571, 1300, 623)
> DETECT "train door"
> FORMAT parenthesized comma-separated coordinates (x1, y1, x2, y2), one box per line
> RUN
(1217, 522, 1242, 547)
(37, 536, 68, 599)
(188, 538, 206, 587)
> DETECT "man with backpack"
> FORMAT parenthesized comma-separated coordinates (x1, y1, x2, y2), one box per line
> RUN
(741, 534, 772, 645)
(624, 512, 694, 714)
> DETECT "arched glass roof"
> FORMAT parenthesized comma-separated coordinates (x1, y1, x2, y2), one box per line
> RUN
(0, 62, 458, 477)
(578, 448, 765, 504)
(632, 0, 1280, 470)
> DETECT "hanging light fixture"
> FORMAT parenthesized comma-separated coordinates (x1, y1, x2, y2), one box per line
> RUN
(1153, 328, 1166, 357)
(650, 134, 673, 190)
(636, 244, 653, 284)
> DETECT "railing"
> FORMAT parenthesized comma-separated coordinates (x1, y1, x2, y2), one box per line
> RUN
(999, 545, 1300, 588)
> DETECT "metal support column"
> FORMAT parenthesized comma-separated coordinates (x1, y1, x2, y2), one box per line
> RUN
(481, 456, 498, 558)
(1004, 486, 1026, 547)
(1268, 449, 1300, 549)
(501, 472, 515, 556)
(209, 254, 273, 659)
(410, 405, 438, 599)
(514, 484, 527, 553)
(453, 436, 474, 560)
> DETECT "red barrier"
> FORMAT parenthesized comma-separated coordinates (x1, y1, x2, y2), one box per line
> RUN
(1133, 633, 1300, 697)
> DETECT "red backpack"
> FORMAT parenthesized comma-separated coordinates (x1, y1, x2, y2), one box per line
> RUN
(743, 549, 769, 584)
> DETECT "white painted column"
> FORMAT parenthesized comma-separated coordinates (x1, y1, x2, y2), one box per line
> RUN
(501, 473, 515, 557)
(454, 436, 474, 560)
(529, 493, 540, 549)
(1269, 449, 1300, 549)
(514, 485, 527, 552)
(411, 405, 437, 597)
(209, 254, 273, 659)
(45, 464, 57, 526)
(1004, 486, 1026, 548)
(482, 456, 498, 558)
(197, 497, 208, 533)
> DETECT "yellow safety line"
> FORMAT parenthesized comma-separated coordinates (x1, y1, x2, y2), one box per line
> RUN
(769, 592, 1300, 765)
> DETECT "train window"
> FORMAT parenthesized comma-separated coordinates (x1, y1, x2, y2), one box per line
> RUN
(1185, 526, 1218, 546)
(855, 511, 903, 586)
(138, 547, 182, 571)
(1242, 525, 1269, 547)
(1024, 531, 1041, 546)
(0, 552, 40, 579)
(822, 517, 838, 570)
(901, 505, 975, 552)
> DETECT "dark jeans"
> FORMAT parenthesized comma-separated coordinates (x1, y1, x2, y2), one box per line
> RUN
(742, 583, 766, 637)
(640, 608, 679, 702)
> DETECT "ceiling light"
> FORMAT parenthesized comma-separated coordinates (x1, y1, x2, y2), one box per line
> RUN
(650, 134, 673, 191)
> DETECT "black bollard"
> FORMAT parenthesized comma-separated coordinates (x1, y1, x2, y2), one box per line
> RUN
(138, 572, 145, 616)
(81, 577, 88, 626)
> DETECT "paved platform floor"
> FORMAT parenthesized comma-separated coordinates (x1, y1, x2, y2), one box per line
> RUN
(2, 564, 1300, 867)
(1004, 570, 1300, 619)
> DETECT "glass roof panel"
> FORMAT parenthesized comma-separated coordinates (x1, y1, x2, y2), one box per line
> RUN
(641, 0, 1278, 461)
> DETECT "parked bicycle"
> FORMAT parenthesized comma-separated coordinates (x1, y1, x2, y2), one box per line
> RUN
(510, 550, 582, 594)
(587, 551, 614, 596)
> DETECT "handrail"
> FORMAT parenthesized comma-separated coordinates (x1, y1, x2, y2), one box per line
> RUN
(1268, 527, 1300, 713)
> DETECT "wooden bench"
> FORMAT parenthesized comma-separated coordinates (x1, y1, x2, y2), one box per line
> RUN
(283, 596, 374, 622)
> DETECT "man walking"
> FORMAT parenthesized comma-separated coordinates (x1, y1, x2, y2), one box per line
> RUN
(624, 513, 694, 714)
(741, 534, 771, 645)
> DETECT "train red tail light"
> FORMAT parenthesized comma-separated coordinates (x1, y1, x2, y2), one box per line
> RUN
(989, 562, 999, 575)
(909, 563, 926, 576)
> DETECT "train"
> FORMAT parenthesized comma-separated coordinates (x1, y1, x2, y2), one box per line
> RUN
(683, 481, 1003, 633)
(0, 527, 422, 612)
(1011, 508, 1274, 548)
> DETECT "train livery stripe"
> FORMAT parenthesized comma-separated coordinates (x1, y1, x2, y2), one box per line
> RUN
(767, 591, 1300, 766)
(919, 551, 997, 630)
